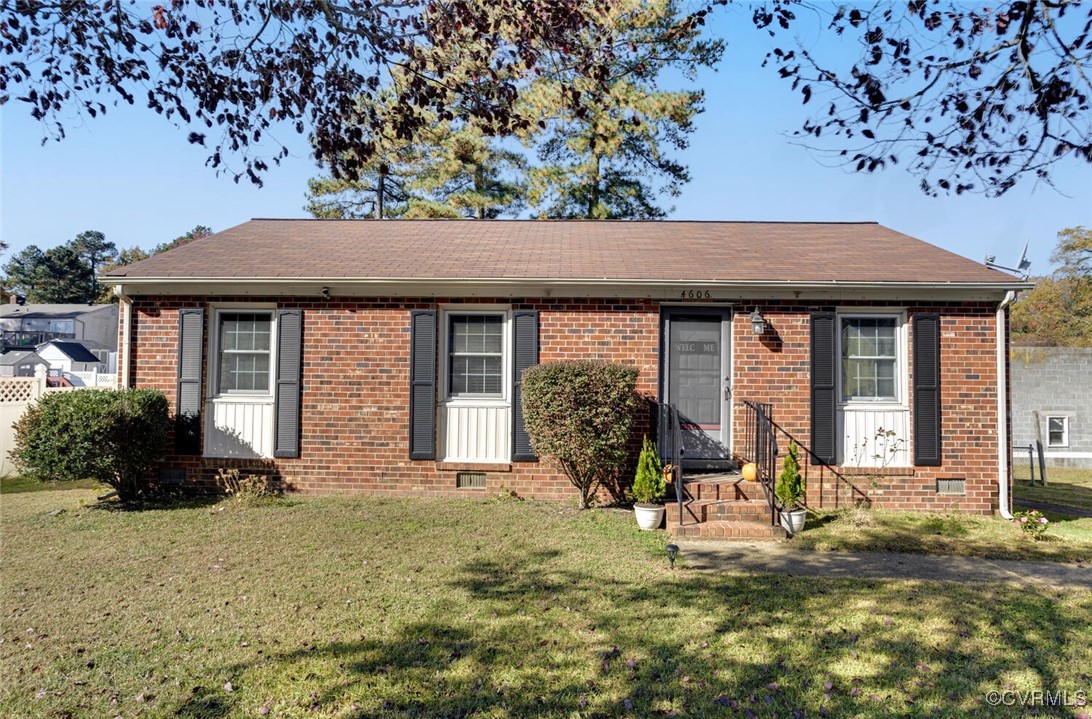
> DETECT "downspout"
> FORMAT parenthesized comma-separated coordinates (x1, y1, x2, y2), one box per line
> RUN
(114, 285, 132, 389)
(996, 290, 1016, 520)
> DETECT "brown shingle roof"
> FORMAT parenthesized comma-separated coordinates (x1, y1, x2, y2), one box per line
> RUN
(105, 219, 1019, 285)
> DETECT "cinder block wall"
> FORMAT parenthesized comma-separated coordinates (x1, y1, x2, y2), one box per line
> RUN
(1011, 347, 1092, 468)
(127, 296, 1005, 512)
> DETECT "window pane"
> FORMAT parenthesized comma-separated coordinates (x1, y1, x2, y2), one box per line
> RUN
(1048, 417, 1066, 446)
(221, 313, 272, 352)
(448, 316, 504, 397)
(218, 313, 272, 393)
(841, 317, 899, 401)
(219, 352, 270, 392)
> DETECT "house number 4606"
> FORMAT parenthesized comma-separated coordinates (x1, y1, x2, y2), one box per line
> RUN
(680, 289, 712, 299)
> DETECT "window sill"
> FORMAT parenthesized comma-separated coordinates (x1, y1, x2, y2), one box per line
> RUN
(438, 461, 512, 473)
(209, 395, 274, 403)
(837, 466, 916, 477)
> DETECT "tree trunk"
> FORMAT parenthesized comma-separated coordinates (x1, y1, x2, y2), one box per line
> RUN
(377, 171, 386, 219)
(587, 148, 601, 219)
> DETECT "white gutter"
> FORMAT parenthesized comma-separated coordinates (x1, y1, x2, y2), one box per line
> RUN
(996, 290, 1016, 520)
(101, 275, 1033, 292)
(114, 285, 132, 389)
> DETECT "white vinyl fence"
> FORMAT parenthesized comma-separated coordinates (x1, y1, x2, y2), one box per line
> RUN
(64, 369, 117, 388)
(0, 366, 78, 476)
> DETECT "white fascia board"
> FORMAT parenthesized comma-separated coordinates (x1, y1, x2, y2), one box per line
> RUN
(110, 277, 1031, 302)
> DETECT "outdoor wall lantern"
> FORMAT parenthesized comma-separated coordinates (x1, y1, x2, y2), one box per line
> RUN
(749, 307, 767, 335)
(665, 543, 679, 569)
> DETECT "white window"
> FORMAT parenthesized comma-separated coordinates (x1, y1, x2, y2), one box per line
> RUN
(439, 308, 511, 463)
(1047, 416, 1069, 447)
(448, 315, 504, 397)
(217, 312, 273, 394)
(841, 316, 899, 402)
(206, 307, 277, 459)
(837, 312, 910, 467)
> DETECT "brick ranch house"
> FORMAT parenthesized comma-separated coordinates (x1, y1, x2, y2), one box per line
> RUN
(104, 219, 1028, 532)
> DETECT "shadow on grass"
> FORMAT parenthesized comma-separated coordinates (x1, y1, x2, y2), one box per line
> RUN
(185, 548, 1084, 717)
(1015, 475, 1092, 513)
(0, 476, 105, 494)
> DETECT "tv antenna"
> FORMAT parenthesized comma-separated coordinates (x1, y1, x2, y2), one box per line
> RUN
(984, 241, 1031, 280)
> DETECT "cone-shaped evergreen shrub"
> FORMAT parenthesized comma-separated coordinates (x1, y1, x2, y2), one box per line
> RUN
(775, 440, 805, 509)
(632, 436, 665, 505)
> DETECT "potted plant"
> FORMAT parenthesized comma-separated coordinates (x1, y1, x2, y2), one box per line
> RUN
(775, 440, 807, 536)
(633, 437, 667, 530)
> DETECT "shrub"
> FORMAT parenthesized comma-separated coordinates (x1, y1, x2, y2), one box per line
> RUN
(775, 440, 805, 509)
(521, 360, 640, 509)
(1015, 509, 1050, 541)
(11, 388, 169, 502)
(632, 436, 665, 505)
(215, 468, 283, 506)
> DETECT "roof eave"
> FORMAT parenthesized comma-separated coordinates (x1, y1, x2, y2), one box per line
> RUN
(108, 276, 1031, 301)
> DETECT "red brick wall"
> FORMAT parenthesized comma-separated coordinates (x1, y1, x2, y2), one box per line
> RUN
(730, 301, 1003, 514)
(128, 296, 660, 501)
(127, 296, 1007, 513)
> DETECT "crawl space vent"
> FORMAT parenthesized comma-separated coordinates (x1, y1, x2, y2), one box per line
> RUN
(456, 472, 486, 489)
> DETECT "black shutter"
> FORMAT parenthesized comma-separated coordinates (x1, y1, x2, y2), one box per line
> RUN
(511, 310, 539, 462)
(175, 308, 204, 455)
(810, 312, 838, 465)
(912, 313, 942, 466)
(409, 310, 437, 460)
(273, 309, 303, 458)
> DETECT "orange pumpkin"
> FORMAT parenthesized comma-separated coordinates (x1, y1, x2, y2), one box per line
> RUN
(741, 462, 758, 482)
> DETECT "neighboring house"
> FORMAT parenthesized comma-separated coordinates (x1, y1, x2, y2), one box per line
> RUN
(0, 350, 46, 377)
(0, 302, 118, 355)
(103, 219, 1027, 521)
(36, 340, 108, 374)
(1011, 347, 1092, 469)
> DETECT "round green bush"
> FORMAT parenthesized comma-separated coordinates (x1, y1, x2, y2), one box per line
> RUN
(521, 360, 639, 508)
(11, 388, 169, 502)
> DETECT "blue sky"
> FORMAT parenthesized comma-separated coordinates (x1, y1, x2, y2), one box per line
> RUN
(1, 8, 1088, 275)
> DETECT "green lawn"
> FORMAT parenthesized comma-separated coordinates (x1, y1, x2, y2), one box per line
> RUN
(0, 474, 105, 494)
(793, 507, 1092, 563)
(1015, 467, 1092, 512)
(2, 488, 1091, 718)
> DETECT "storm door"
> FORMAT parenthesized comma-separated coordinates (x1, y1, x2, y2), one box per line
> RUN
(662, 308, 732, 470)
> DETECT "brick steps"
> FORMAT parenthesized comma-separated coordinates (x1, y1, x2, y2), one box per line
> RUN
(668, 518, 788, 540)
(680, 476, 764, 502)
(665, 473, 783, 541)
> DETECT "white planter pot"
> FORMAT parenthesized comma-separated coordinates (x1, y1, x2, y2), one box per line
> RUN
(780, 507, 807, 536)
(634, 503, 665, 531)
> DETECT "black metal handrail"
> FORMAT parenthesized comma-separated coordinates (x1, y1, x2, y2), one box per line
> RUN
(740, 400, 778, 526)
(657, 401, 686, 527)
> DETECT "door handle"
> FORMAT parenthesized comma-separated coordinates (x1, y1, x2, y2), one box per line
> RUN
(723, 382, 732, 400)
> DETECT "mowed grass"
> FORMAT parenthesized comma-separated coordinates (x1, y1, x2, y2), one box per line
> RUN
(794, 507, 1092, 563)
(3, 488, 1091, 718)
(1015, 467, 1092, 511)
(0, 475, 104, 494)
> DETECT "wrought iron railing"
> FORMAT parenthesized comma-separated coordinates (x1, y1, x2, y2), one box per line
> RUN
(740, 400, 778, 526)
(657, 401, 686, 527)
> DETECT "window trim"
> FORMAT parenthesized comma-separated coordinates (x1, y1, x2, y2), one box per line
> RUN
(1046, 415, 1070, 448)
(439, 306, 511, 407)
(207, 304, 277, 399)
(836, 310, 909, 409)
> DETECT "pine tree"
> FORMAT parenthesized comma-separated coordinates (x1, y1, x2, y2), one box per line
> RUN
(520, 0, 722, 219)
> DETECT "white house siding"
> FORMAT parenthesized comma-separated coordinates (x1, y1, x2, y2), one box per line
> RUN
(839, 407, 912, 467)
(440, 403, 511, 463)
(205, 397, 275, 458)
